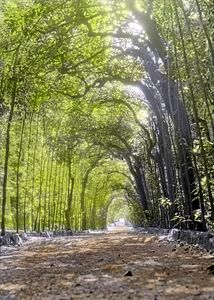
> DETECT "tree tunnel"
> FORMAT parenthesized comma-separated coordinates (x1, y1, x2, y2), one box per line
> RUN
(0, 0, 213, 235)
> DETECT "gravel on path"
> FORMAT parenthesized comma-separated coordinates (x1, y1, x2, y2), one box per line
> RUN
(0, 228, 214, 300)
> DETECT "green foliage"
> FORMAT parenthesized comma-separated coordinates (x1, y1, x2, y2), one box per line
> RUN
(0, 0, 213, 234)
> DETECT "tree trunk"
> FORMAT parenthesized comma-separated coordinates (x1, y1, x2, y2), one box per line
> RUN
(23, 112, 33, 231)
(65, 159, 74, 230)
(1, 82, 16, 236)
(16, 111, 26, 233)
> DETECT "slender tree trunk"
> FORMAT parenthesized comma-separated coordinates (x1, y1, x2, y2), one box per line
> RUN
(34, 137, 46, 231)
(80, 167, 94, 230)
(16, 111, 26, 233)
(47, 154, 54, 231)
(51, 161, 58, 230)
(55, 163, 63, 229)
(80, 157, 101, 230)
(1, 79, 17, 236)
(30, 113, 40, 229)
(23, 112, 33, 231)
(65, 156, 74, 230)
(59, 164, 66, 230)
(42, 154, 51, 231)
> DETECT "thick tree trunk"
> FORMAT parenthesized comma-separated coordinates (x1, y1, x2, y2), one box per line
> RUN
(124, 153, 149, 211)
(139, 48, 204, 230)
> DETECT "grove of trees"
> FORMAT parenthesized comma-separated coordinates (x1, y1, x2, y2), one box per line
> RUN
(0, 0, 213, 235)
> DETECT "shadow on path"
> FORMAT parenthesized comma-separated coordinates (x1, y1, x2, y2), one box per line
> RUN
(0, 228, 214, 299)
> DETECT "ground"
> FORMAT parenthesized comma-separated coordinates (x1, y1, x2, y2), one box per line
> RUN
(0, 227, 214, 300)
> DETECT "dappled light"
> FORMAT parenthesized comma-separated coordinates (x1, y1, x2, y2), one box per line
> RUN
(0, 0, 214, 298)
(1, 232, 214, 299)
(1, 0, 213, 234)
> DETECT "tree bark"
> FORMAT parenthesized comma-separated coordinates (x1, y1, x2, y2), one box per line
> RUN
(1, 80, 17, 236)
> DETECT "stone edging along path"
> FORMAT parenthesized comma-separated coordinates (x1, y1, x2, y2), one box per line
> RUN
(135, 227, 214, 252)
(0, 230, 74, 248)
(1, 227, 214, 252)
(0, 229, 102, 248)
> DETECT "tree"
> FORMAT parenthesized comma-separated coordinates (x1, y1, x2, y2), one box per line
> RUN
(0, 0, 213, 234)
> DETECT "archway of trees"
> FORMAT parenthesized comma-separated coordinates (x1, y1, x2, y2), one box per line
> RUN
(0, 0, 213, 235)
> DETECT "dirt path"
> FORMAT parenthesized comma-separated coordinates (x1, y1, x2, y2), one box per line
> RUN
(0, 228, 214, 300)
